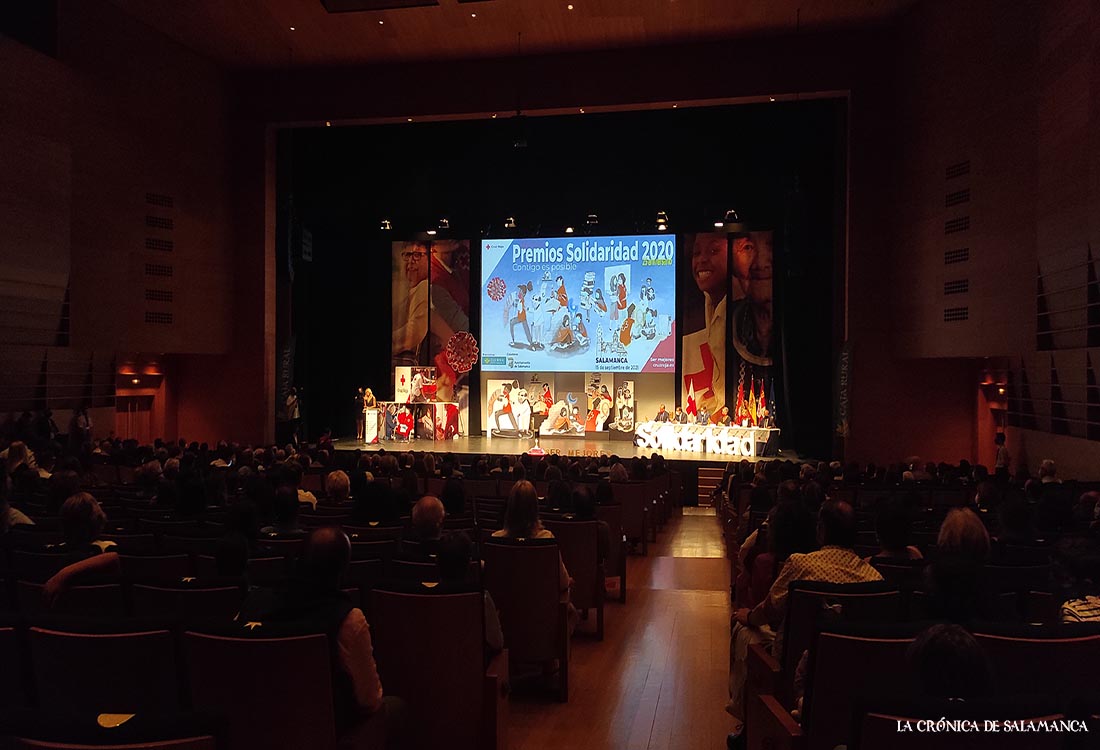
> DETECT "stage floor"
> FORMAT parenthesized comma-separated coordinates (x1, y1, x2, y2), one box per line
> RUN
(333, 435, 797, 466)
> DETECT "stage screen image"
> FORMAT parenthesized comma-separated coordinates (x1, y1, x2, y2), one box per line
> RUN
(480, 234, 676, 373)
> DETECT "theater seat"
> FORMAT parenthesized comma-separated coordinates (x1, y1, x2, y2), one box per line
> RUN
(17, 582, 126, 618)
(29, 624, 181, 713)
(7, 737, 216, 750)
(482, 540, 570, 702)
(131, 583, 243, 620)
(543, 520, 605, 639)
(184, 628, 337, 750)
(371, 588, 507, 749)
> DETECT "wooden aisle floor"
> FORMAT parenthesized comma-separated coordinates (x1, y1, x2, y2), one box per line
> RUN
(506, 507, 736, 749)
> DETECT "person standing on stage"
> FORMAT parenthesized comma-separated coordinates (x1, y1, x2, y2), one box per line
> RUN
(354, 388, 366, 442)
(286, 387, 302, 448)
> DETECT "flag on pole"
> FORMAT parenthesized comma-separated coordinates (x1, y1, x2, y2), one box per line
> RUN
(748, 375, 757, 426)
(735, 377, 745, 422)
(758, 378, 768, 425)
(686, 378, 698, 417)
(769, 379, 777, 425)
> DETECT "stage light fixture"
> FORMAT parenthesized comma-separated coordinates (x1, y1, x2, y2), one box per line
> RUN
(565, 226, 575, 234)
(426, 229, 438, 236)
(769, 96, 776, 102)
(380, 219, 393, 230)
(586, 213, 598, 226)
(325, 121, 331, 127)
(131, 377, 140, 385)
(504, 216, 517, 229)
(718, 208, 747, 233)
(438, 218, 450, 230)
(714, 222, 724, 228)
(656, 210, 669, 229)
(289, 26, 296, 31)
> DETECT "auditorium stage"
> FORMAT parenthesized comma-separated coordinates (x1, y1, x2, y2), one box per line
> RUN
(333, 435, 798, 467)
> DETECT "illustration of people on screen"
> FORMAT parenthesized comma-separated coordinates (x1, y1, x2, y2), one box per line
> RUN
(610, 273, 628, 321)
(555, 275, 569, 308)
(593, 287, 608, 317)
(619, 303, 637, 347)
(551, 312, 575, 350)
(682, 232, 729, 416)
(579, 272, 595, 320)
(640, 307, 657, 340)
(509, 281, 536, 349)
(639, 276, 655, 302)
(573, 313, 589, 347)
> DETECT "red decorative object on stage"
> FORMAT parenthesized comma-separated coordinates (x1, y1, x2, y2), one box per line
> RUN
(486, 276, 507, 301)
(446, 331, 479, 374)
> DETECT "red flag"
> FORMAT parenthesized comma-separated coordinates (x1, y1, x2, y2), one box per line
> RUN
(686, 378, 698, 417)
(747, 376, 757, 426)
(758, 378, 767, 422)
(735, 378, 745, 421)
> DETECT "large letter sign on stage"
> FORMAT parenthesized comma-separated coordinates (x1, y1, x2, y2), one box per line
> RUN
(634, 421, 767, 457)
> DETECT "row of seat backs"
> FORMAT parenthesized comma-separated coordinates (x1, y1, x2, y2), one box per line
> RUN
(1, 585, 497, 750)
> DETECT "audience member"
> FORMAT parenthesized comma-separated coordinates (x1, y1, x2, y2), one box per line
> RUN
(1053, 536, 1100, 622)
(907, 624, 990, 699)
(492, 480, 571, 595)
(51, 492, 117, 561)
(436, 531, 504, 656)
(868, 498, 922, 562)
(924, 508, 993, 622)
(325, 470, 351, 504)
(260, 485, 306, 536)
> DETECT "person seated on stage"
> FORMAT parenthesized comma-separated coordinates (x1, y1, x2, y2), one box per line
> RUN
(437, 531, 504, 657)
(866, 497, 923, 563)
(717, 406, 732, 426)
(325, 469, 351, 505)
(261, 485, 306, 537)
(654, 404, 670, 422)
(672, 406, 685, 424)
(492, 480, 572, 598)
(697, 404, 711, 425)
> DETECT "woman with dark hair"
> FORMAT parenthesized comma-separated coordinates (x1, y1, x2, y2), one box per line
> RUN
(546, 479, 572, 511)
(868, 498, 923, 562)
(440, 477, 466, 516)
(907, 624, 990, 699)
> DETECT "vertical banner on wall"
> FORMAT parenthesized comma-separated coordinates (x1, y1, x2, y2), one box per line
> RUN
(583, 372, 613, 432)
(729, 231, 775, 427)
(609, 379, 635, 434)
(681, 231, 775, 427)
(834, 340, 852, 438)
(428, 240, 472, 435)
(392, 240, 429, 370)
(681, 232, 731, 419)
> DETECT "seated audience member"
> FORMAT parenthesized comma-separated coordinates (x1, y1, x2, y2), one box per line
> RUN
(991, 492, 1041, 558)
(868, 497, 923, 562)
(924, 508, 993, 622)
(285, 460, 318, 509)
(439, 477, 466, 516)
(608, 463, 629, 483)
(907, 623, 991, 699)
(0, 468, 34, 531)
(572, 486, 609, 567)
(436, 531, 504, 656)
(1053, 536, 1100, 623)
(545, 479, 572, 511)
(46, 470, 82, 514)
(408, 495, 445, 549)
(325, 470, 351, 504)
(727, 500, 881, 733)
(352, 480, 401, 525)
(737, 496, 818, 611)
(51, 492, 118, 561)
(238, 527, 387, 728)
(492, 480, 571, 595)
(260, 486, 306, 537)
(748, 472, 772, 511)
(594, 482, 615, 506)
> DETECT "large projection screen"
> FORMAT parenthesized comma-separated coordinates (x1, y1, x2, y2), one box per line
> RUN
(480, 234, 676, 373)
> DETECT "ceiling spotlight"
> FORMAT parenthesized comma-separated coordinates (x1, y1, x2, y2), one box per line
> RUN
(491, 113, 498, 119)
(656, 210, 669, 227)
(470, 12, 476, 17)
(325, 120, 331, 127)
(567, 3, 574, 9)
(407, 117, 413, 122)
(714, 221, 724, 228)
(426, 229, 438, 236)
(438, 218, 450, 230)
(672, 104, 678, 109)
(131, 377, 140, 385)
(769, 97, 776, 102)
(719, 208, 746, 233)
(586, 213, 598, 226)
(378, 19, 384, 25)
(504, 217, 517, 230)
(289, 26, 296, 31)
(380, 219, 393, 231)
(579, 108, 585, 113)
(997, 387, 1006, 395)
(564, 226, 574, 234)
